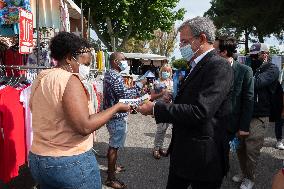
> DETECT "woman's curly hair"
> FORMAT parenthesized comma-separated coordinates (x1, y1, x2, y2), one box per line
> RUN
(49, 32, 92, 61)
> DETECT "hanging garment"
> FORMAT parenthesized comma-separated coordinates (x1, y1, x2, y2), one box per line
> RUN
(4, 49, 25, 77)
(0, 24, 19, 36)
(96, 51, 103, 71)
(60, 0, 70, 32)
(0, 0, 31, 25)
(20, 85, 32, 160)
(30, 0, 61, 29)
(82, 81, 98, 114)
(0, 86, 26, 183)
(93, 83, 100, 113)
(27, 48, 51, 67)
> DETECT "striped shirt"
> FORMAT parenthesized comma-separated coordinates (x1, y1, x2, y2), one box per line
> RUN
(103, 69, 142, 119)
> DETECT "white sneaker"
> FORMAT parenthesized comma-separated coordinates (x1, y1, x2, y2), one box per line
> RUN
(232, 174, 243, 183)
(240, 178, 254, 189)
(276, 141, 284, 150)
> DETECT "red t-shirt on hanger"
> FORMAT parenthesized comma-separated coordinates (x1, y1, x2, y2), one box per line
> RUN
(0, 86, 26, 183)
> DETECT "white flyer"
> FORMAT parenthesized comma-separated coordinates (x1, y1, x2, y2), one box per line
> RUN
(119, 94, 150, 106)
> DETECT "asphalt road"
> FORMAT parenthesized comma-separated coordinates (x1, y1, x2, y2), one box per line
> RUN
(1, 114, 283, 189)
(95, 114, 284, 189)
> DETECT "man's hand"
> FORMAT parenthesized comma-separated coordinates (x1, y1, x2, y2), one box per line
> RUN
(237, 130, 249, 137)
(137, 101, 155, 116)
(162, 91, 172, 103)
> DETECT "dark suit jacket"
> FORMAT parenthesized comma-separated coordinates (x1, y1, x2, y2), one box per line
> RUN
(229, 61, 254, 134)
(154, 50, 233, 181)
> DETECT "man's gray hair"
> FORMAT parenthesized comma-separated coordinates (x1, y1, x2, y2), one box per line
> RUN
(178, 16, 216, 43)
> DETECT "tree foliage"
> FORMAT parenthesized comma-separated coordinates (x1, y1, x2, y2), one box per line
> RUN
(205, 0, 284, 53)
(269, 46, 281, 55)
(122, 38, 148, 53)
(149, 26, 177, 57)
(171, 58, 188, 70)
(76, 0, 185, 51)
(122, 26, 177, 58)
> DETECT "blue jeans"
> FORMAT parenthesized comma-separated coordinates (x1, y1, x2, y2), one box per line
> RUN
(28, 150, 101, 189)
(106, 117, 128, 148)
(275, 119, 283, 140)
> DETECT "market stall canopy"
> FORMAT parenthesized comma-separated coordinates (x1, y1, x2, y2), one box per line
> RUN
(31, 0, 81, 28)
(66, 0, 81, 19)
(124, 53, 167, 60)
(108, 52, 167, 61)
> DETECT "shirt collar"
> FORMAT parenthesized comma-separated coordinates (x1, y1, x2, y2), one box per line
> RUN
(229, 57, 234, 66)
(110, 68, 120, 74)
(193, 48, 214, 64)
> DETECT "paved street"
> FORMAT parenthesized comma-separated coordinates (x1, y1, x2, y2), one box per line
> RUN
(95, 114, 284, 189)
(2, 114, 284, 189)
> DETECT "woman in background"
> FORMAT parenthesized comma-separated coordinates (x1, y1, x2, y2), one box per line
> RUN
(150, 64, 173, 159)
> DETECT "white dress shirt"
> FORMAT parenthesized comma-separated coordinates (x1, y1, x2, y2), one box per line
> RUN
(190, 48, 214, 72)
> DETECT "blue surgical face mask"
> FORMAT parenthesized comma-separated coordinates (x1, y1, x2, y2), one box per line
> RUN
(161, 71, 170, 80)
(118, 60, 128, 71)
(179, 41, 199, 61)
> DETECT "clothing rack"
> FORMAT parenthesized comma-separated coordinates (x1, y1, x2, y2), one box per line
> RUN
(0, 65, 52, 70)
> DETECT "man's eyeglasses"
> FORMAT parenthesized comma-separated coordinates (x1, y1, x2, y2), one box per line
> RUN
(179, 40, 190, 47)
(179, 37, 197, 47)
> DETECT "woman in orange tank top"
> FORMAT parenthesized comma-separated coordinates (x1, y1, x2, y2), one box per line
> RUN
(28, 32, 129, 189)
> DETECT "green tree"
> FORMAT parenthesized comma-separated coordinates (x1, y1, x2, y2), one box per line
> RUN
(205, 0, 284, 53)
(171, 58, 188, 70)
(122, 38, 149, 53)
(149, 26, 177, 57)
(118, 25, 177, 57)
(76, 0, 185, 51)
(269, 45, 281, 55)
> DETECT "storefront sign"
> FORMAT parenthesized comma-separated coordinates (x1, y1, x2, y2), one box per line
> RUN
(19, 8, 33, 54)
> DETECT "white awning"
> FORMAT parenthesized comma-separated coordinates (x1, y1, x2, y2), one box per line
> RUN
(108, 52, 167, 60)
(65, 0, 81, 19)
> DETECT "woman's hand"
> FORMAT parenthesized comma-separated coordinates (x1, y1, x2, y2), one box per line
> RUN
(115, 102, 131, 113)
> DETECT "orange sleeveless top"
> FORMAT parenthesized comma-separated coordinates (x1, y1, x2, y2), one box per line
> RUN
(30, 68, 94, 157)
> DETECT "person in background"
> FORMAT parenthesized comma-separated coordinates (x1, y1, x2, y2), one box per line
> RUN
(214, 36, 254, 140)
(232, 43, 280, 189)
(103, 52, 146, 189)
(274, 65, 284, 150)
(150, 64, 173, 159)
(28, 32, 129, 189)
(138, 16, 233, 189)
(214, 37, 255, 188)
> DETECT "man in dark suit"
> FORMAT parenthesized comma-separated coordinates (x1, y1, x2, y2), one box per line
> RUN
(214, 37, 254, 188)
(137, 16, 233, 189)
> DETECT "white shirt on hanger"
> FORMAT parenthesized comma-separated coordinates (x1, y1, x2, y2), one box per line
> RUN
(20, 86, 32, 159)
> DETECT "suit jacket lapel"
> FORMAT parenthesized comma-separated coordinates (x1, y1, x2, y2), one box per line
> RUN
(232, 60, 240, 83)
(178, 50, 216, 94)
(232, 60, 237, 70)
